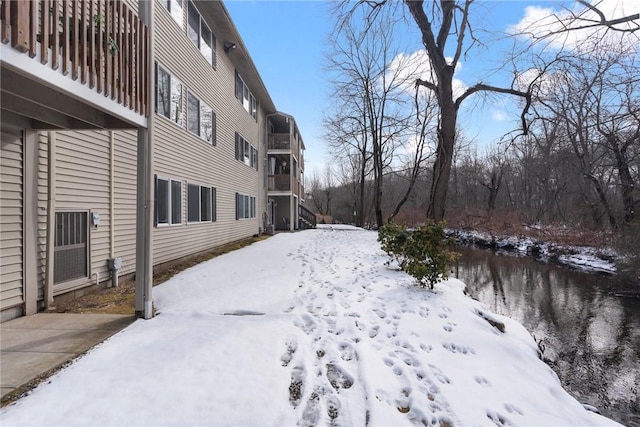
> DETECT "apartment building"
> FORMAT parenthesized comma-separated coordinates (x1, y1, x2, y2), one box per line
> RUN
(0, 0, 309, 322)
(267, 112, 315, 231)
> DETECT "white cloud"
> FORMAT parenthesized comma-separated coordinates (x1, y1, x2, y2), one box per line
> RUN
(387, 50, 468, 99)
(492, 110, 508, 122)
(509, 0, 640, 51)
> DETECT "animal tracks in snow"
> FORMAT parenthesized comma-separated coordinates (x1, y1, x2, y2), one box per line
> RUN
(281, 228, 501, 426)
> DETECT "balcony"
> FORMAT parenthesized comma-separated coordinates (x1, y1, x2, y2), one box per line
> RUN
(268, 133, 291, 150)
(268, 174, 290, 192)
(1, 0, 149, 129)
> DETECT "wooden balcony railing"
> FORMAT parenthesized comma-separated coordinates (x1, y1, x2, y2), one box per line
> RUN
(1, 0, 149, 117)
(268, 133, 291, 150)
(268, 174, 290, 192)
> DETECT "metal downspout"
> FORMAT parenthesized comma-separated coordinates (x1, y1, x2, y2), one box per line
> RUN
(136, 0, 154, 319)
(109, 130, 118, 288)
(44, 131, 55, 308)
(110, 131, 115, 260)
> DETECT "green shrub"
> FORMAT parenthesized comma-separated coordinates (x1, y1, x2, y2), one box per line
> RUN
(378, 222, 458, 289)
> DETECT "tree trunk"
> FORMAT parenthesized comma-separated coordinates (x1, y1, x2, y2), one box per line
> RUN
(427, 73, 456, 222)
(585, 173, 617, 229)
(611, 138, 636, 224)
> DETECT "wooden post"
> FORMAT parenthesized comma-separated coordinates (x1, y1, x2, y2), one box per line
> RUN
(11, 0, 30, 52)
(40, 0, 49, 64)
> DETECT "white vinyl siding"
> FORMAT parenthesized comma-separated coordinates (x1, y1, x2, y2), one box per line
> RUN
(162, 0, 184, 28)
(37, 132, 49, 302)
(53, 130, 110, 293)
(113, 130, 138, 277)
(0, 131, 25, 310)
(151, 2, 264, 266)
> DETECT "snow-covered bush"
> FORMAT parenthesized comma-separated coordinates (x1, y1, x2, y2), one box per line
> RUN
(378, 222, 458, 289)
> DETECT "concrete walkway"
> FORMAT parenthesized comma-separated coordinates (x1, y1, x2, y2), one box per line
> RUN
(1, 313, 135, 402)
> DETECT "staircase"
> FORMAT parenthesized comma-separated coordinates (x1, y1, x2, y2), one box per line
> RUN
(299, 205, 317, 229)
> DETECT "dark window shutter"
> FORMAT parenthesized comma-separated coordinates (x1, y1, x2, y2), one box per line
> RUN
(235, 133, 239, 160)
(153, 174, 158, 227)
(235, 192, 240, 220)
(154, 62, 158, 114)
(235, 70, 241, 99)
(211, 187, 217, 222)
(212, 112, 217, 146)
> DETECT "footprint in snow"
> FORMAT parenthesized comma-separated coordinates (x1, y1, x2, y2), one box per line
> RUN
(474, 376, 491, 386)
(428, 365, 451, 385)
(442, 342, 475, 355)
(326, 363, 354, 390)
(369, 325, 380, 338)
(289, 366, 305, 407)
(486, 409, 513, 426)
(300, 390, 321, 426)
(326, 394, 341, 421)
(281, 339, 298, 367)
(294, 314, 317, 335)
(419, 343, 432, 353)
(338, 342, 357, 362)
(504, 403, 524, 415)
(373, 309, 386, 319)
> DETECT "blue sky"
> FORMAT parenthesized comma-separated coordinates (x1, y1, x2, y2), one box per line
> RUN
(223, 1, 567, 176)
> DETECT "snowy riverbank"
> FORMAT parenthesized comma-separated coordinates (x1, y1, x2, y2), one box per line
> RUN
(1, 225, 619, 426)
(449, 228, 618, 274)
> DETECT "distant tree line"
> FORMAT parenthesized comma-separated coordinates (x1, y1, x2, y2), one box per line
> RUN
(311, 0, 639, 234)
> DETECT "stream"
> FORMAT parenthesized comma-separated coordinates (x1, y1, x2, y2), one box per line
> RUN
(453, 246, 640, 426)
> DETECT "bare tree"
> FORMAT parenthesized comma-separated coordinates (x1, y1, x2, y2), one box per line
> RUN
(537, 0, 639, 38)
(479, 148, 506, 212)
(326, 6, 428, 227)
(336, 1, 538, 221)
(530, 38, 639, 228)
(308, 168, 334, 217)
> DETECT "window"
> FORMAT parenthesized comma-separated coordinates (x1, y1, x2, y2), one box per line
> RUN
(250, 94, 257, 120)
(155, 63, 183, 126)
(54, 211, 88, 284)
(235, 133, 258, 170)
(162, 0, 183, 28)
(244, 139, 250, 166)
(156, 177, 182, 226)
(235, 71, 257, 120)
(188, 183, 217, 223)
(188, 1, 216, 67)
(187, 91, 216, 144)
(236, 193, 256, 220)
(251, 147, 258, 170)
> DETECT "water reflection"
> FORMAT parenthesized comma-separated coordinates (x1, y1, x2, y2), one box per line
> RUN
(453, 247, 640, 426)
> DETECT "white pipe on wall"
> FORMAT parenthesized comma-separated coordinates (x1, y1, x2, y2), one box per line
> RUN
(110, 131, 115, 260)
(44, 131, 56, 309)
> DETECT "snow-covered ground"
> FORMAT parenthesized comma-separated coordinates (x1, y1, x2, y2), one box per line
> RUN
(450, 229, 618, 274)
(1, 225, 620, 426)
